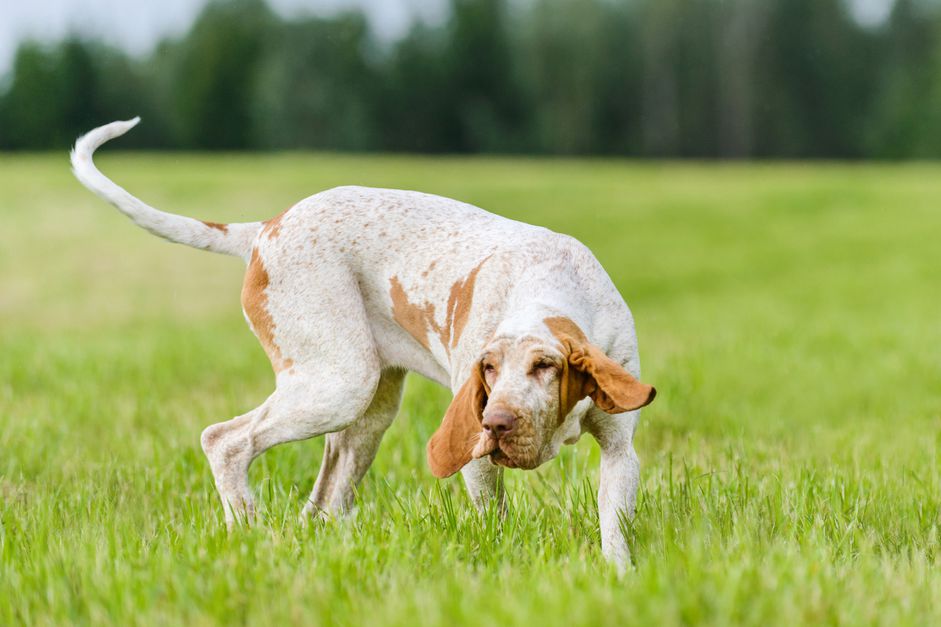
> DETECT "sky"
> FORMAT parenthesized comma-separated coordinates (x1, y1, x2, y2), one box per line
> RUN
(0, 0, 896, 76)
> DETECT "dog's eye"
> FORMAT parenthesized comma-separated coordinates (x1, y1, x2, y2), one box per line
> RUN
(531, 360, 555, 374)
(483, 363, 496, 374)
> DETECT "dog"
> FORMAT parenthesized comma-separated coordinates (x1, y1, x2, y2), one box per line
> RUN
(71, 119, 656, 569)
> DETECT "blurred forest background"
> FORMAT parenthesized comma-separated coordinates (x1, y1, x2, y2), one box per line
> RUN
(2, 0, 941, 157)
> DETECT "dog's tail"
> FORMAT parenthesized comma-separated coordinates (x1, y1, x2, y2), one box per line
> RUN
(71, 118, 262, 261)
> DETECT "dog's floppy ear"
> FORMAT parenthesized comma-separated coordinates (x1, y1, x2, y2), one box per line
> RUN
(427, 365, 488, 478)
(546, 316, 656, 416)
(568, 344, 656, 413)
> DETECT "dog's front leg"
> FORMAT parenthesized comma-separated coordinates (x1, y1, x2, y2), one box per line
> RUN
(588, 408, 641, 572)
(461, 457, 506, 515)
(598, 440, 639, 571)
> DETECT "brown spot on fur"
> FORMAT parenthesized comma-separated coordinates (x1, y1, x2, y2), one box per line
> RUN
(242, 248, 294, 372)
(389, 276, 435, 350)
(445, 259, 486, 349)
(203, 221, 228, 233)
(390, 257, 489, 355)
(263, 206, 292, 240)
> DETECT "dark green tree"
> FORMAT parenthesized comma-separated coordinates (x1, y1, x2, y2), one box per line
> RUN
(170, 0, 274, 149)
(378, 0, 526, 152)
(866, 0, 941, 157)
(520, 0, 628, 154)
(376, 23, 456, 152)
(751, 0, 879, 157)
(442, 0, 527, 151)
(0, 43, 67, 149)
(253, 13, 379, 150)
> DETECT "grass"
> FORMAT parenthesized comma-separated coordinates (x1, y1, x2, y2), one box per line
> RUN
(1, 151, 940, 625)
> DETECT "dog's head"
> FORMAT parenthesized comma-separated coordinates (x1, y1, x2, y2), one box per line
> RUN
(427, 316, 656, 477)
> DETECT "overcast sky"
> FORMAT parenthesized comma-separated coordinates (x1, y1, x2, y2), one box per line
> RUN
(0, 0, 895, 77)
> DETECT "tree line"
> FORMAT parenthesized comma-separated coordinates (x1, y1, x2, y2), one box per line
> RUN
(2, 0, 941, 158)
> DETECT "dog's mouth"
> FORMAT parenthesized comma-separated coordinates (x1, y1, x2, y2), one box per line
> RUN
(488, 448, 519, 468)
(470, 430, 533, 469)
(470, 431, 499, 460)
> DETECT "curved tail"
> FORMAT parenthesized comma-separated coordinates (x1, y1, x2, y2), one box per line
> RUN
(70, 118, 262, 260)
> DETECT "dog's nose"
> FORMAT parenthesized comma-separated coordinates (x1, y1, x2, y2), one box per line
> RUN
(482, 411, 516, 438)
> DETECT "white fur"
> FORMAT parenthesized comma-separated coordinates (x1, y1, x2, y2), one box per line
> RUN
(71, 118, 261, 260)
(72, 120, 649, 570)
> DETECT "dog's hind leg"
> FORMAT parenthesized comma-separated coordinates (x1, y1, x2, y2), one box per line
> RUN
(201, 247, 382, 526)
(200, 404, 266, 524)
(201, 363, 380, 526)
(301, 367, 406, 520)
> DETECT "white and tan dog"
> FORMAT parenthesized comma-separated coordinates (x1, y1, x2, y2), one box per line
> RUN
(72, 119, 656, 568)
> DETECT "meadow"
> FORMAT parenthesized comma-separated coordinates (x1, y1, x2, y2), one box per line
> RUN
(1, 152, 939, 625)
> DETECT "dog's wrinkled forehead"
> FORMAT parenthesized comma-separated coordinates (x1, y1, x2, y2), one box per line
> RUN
(480, 332, 564, 365)
(487, 311, 564, 351)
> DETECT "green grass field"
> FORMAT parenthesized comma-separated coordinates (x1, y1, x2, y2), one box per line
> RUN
(2, 153, 940, 625)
